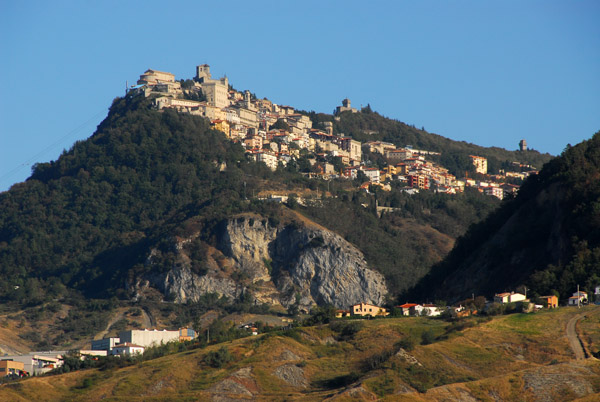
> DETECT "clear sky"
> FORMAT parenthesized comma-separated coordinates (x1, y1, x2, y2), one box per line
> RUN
(1, 1, 599, 191)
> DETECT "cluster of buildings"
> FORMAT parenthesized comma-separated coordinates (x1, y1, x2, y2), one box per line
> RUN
(333, 287, 599, 322)
(0, 328, 197, 378)
(130, 66, 362, 173)
(90, 328, 196, 356)
(1, 351, 67, 377)
(130, 65, 536, 200)
(493, 288, 597, 309)
(360, 142, 536, 199)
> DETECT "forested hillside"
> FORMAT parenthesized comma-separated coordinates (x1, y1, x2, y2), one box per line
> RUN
(0, 94, 508, 310)
(0, 95, 250, 302)
(307, 108, 553, 176)
(408, 131, 600, 302)
(0, 90, 565, 352)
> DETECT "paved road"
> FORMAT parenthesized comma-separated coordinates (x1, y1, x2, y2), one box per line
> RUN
(566, 313, 586, 360)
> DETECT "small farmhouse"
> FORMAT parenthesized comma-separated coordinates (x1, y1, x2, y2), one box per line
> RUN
(396, 303, 423, 316)
(494, 292, 527, 304)
(539, 295, 558, 308)
(350, 302, 389, 317)
(568, 291, 588, 306)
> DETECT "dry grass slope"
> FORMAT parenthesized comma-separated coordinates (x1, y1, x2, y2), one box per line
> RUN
(1, 306, 599, 401)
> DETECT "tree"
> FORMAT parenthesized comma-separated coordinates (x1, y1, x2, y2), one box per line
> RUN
(269, 119, 290, 132)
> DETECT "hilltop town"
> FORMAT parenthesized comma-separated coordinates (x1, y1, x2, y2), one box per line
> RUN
(130, 65, 538, 200)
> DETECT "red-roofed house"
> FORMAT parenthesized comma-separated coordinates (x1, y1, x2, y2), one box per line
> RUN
(568, 291, 588, 306)
(397, 303, 423, 316)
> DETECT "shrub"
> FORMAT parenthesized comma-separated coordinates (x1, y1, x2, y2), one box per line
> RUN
(362, 348, 395, 371)
(204, 347, 233, 368)
(329, 321, 363, 340)
(314, 372, 360, 389)
(420, 330, 436, 345)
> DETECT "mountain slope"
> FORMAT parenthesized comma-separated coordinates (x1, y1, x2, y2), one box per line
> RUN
(409, 132, 600, 302)
(1, 307, 599, 401)
(311, 108, 553, 175)
(0, 95, 249, 302)
(0, 94, 502, 309)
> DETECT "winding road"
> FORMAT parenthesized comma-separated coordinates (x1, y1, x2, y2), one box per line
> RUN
(566, 313, 587, 360)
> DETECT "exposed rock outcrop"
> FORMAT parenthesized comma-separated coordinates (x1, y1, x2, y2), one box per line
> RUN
(134, 214, 388, 310)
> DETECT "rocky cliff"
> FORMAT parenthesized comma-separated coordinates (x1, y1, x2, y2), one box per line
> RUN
(135, 214, 388, 310)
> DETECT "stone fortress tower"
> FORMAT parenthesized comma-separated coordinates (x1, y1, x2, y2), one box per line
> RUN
(195, 64, 229, 109)
(335, 98, 358, 115)
(519, 139, 528, 151)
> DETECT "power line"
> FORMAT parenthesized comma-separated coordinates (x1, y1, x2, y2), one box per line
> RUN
(0, 108, 107, 188)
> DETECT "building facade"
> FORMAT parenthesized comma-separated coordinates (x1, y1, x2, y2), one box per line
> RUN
(470, 155, 488, 174)
(195, 64, 229, 109)
(350, 302, 389, 317)
(118, 329, 180, 348)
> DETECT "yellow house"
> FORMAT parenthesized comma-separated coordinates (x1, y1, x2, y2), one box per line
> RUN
(211, 119, 230, 137)
(350, 302, 389, 317)
(0, 359, 25, 377)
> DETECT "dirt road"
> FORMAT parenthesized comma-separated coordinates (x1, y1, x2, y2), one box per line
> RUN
(566, 313, 587, 360)
(142, 306, 155, 329)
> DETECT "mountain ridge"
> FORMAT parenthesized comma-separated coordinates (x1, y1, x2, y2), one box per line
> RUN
(408, 132, 600, 302)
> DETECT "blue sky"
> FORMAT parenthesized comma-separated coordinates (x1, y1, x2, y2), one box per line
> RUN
(1, 1, 599, 191)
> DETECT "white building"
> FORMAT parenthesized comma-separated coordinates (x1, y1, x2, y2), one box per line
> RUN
(255, 151, 279, 171)
(421, 304, 442, 317)
(118, 329, 180, 348)
(568, 291, 588, 306)
(111, 343, 145, 356)
(2, 353, 64, 375)
(494, 292, 527, 304)
(470, 155, 488, 174)
(484, 186, 504, 200)
(361, 167, 381, 183)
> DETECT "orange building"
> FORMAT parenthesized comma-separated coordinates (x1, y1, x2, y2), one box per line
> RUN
(0, 360, 25, 377)
(539, 295, 558, 308)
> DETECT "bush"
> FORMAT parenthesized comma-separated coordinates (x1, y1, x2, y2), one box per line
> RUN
(362, 348, 395, 371)
(420, 330, 436, 345)
(314, 372, 360, 389)
(329, 321, 363, 340)
(204, 347, 233, 368)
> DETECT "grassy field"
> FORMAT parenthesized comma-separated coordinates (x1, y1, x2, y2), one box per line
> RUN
(1, 306, 599, 401)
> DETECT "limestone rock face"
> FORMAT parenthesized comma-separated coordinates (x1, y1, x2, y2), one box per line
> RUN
(268, 224, 388, 309)
(136, 215, 388, 309)
(219, 217, 277, 284)
(161, 264, 240, 303)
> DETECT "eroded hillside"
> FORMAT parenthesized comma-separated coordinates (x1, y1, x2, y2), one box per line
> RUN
(1, 307, 599, 401)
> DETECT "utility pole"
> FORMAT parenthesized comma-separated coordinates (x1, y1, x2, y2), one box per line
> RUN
(577, 284, 580, 309)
